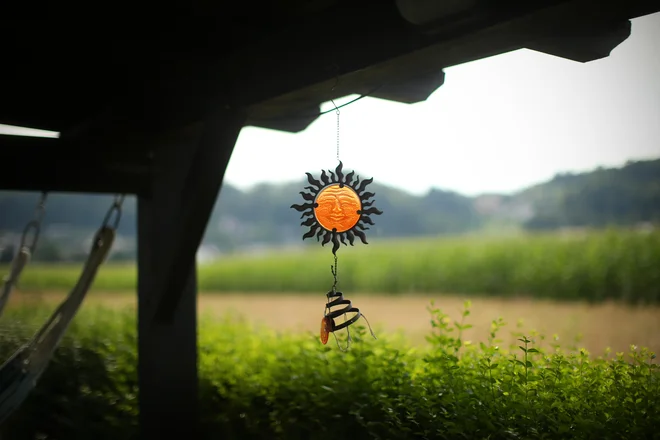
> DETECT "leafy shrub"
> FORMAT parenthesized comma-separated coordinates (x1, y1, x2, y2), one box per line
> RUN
(0, 303, 657, 439)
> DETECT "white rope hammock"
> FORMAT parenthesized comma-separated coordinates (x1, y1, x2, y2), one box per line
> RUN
(0, 194, 124, 425)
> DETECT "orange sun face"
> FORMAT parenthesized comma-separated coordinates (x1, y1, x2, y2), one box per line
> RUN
(291, 161, 382, 255)
(314, 184, 361, 233)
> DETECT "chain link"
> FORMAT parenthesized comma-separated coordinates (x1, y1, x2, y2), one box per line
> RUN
(19, 192, 48, 253)
(329, 75, 340, 293)
(329, 97, 341, 162)
(336, 107, 340, 161)
(330, 253, 338, 293)
(101, 194, 126, 230)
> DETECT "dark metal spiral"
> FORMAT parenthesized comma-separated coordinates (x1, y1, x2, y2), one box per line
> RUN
(324, 290, 362, 332)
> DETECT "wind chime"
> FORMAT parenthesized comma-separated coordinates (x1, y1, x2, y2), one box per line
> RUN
(290, 96, 383, 350)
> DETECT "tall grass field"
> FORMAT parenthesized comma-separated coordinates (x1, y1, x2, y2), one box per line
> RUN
(9, 228, 660, 304)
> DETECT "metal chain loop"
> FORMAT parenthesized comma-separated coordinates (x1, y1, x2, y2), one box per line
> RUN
(101, 194, 126, 230)
(18, 192, 47, 253)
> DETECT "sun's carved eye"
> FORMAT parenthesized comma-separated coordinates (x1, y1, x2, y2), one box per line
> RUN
(291, 161, 382, 255)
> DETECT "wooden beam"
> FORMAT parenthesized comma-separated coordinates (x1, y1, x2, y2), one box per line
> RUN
(154, 110, 246, 323)
(53, 0, 659, 140)
(137, 201, 198, 438)
(2, 0, 658, 137)
(46, 0, 545, 139)
(526, 19, 631, 62)
(0, 135, 152, 195)
(244, 0, 655, 132)
(136, 108, 246, 437)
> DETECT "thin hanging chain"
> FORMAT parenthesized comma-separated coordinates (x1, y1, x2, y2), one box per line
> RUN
(329, 77, 340, 296)
(330, 71, 341, 162)
(336, 106, 340, 162)
(329, 96, 341, 162)
(330, 254, 339, 293)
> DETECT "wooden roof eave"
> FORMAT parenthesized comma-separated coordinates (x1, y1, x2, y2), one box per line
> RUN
(58, 0, 654, 145)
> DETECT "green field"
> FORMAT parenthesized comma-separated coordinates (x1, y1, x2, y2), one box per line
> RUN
(0, 302, 657, 439)
(10, 228, 660, 303)
(2, 228, 659, 438)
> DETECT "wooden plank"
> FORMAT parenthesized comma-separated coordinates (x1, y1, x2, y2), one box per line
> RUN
(136, 132, 199, 438)
(137, 201, 198, 438)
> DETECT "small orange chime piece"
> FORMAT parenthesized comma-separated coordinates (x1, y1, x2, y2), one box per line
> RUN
(320, 316, 333, 345)
(291, 161, 381, 350)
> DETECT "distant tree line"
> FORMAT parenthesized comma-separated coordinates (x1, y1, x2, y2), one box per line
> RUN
(0, 158, 658, 259)
(522, 159, 660, 230)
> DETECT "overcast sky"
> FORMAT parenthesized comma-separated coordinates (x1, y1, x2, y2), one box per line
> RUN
(225, 12, 660, 196)
(2, 13, 658, 197)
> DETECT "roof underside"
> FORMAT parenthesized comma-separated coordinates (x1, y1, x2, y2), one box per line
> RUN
(0, 0, 658, 193)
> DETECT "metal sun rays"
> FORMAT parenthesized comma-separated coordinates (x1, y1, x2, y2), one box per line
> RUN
(290, 161, 382, 255)
(291, 161, 382, 350)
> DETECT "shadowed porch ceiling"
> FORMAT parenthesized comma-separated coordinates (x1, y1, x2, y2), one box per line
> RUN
(0, 0, 657, 193)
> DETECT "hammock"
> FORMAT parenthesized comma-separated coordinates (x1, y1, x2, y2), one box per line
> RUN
(0, 194, 124, 425)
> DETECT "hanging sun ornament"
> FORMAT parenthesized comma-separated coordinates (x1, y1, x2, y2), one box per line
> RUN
(292, 161, 382, 254)
(291, 160, 382, 350)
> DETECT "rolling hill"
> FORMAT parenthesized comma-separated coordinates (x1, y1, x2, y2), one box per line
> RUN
(0, 158, 658, 260)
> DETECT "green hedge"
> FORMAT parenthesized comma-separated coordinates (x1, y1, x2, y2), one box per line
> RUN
(0, 303, 658, 439)
(9, 228, 660, 304)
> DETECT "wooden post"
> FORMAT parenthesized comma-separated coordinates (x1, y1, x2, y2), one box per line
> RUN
(137, 109, 246, 438)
